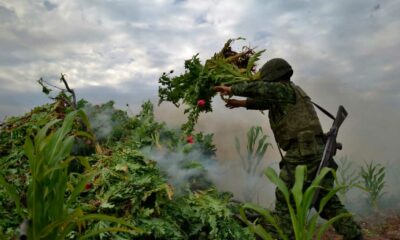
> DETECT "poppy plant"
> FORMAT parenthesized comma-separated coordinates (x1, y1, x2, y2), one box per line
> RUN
(158, 38, 264, 135)
(186, 135, 194, 144)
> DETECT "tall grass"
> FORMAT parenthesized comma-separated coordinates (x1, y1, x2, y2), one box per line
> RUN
(240, 166, 351, 240)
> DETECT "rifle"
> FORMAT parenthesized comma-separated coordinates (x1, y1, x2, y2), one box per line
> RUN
(311, 105, 348, 206)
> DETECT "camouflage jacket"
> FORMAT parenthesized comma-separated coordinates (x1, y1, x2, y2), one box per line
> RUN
(231, 80, 324, 151)
(231, 80, 296, 124)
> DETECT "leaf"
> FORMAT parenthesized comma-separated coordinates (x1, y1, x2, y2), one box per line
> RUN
(318, 185, 346, 213)
(100, 202, 115, 209)
(291, 165, 306, 212)
(115, 164, 129, 173)
(316, 213, 353, 240)
(79, 227, 140, 240)
(158, 39, 265, 133)
(67, 172, 96, 208)
(246, 50, 266, 76)
(241, 203, 287, 240)
(264, 167, 290, 201)
(0, 173, 24, 218)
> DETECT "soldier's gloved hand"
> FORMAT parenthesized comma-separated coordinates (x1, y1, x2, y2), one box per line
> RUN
(213, 85, 232, 96)
(224, 99, 246, 109)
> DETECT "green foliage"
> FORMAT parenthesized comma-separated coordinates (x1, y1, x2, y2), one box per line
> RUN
(359, 161, 386, 209)
(0, 92, 248, 239)
(21, 110, 141, 239)
(235, 126, 271, 202)
(240, 166, 351, 240)
(158, 38, 265, 134)
(0, 104, 56, 236)
(164, 190, 254, 240)
(130, 100, 166, 149)
(0, 173, 24, 218)
(81, 100, 133, 143)
(336, 156, 360, 203)
(235, 126, 271, 176)
(24, 112, 76, 239)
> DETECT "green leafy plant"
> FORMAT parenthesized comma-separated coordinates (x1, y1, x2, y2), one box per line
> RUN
(336, 156, 360, 203)
(359, 161, 386, 209)
(158, 38, 265, 134)
(24, 109, 88, 239)
(235, 126, 271, 202)
(18, 110, 141, 239)
(164, 190, 254, 240)
(240, 166, 351, 240)
(0, 86, 252, 239)
(235, 126, 271, 176)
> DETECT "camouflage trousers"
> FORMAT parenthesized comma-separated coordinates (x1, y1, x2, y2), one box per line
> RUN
(274, 144, 362, 240)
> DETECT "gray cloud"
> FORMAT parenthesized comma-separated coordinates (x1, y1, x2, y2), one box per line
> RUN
(0, 88, 49, 120)
(43, 0, 57, 11)
(0, 5, 17, 23)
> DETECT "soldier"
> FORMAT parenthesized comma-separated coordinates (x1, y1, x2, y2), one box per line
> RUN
(213, 58, 363, 240)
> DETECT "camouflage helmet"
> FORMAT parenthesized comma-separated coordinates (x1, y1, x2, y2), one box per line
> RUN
(259, 58, 293, 82)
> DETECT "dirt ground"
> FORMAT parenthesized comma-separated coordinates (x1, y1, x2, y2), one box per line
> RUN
(321, 212, 400, 240)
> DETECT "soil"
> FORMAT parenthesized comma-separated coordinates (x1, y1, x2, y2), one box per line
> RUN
(321, 212, 400, 240)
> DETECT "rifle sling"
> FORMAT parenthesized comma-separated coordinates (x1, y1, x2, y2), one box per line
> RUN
(310, 101, 336, 121)
(287, 82, 335, 121)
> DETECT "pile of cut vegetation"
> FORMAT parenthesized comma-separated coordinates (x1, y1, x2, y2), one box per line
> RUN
(0, 87, 252, 239)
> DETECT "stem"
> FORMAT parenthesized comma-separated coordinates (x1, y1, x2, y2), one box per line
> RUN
(60, 74, 77, 109)
(41, 79, 64, 91)
(224, 49, 253, 63)
(223, 78, 252, 86)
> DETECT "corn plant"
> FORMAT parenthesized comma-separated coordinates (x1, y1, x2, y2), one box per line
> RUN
(1, 110, 141, 239)
(240, 166, 351, 240)
(336, 156, 360, 203)
(359, 161, 385, 209)
(235, 126, 271, 202)
(235, 126, 271, 176)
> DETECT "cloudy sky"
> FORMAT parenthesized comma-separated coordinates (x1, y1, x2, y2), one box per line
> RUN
(1, 0, 399, 170)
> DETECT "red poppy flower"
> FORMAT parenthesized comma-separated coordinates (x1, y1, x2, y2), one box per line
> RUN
(197, 99, 206, 108)
(85, 182, 93, 190)
(186, 135, 194, 144)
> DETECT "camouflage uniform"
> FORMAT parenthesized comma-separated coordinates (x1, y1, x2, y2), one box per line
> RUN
(231, 79, 362, 239)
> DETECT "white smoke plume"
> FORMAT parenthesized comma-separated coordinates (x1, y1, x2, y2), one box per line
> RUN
(83, 102, 121, 141)
(142, 141, 277, 206)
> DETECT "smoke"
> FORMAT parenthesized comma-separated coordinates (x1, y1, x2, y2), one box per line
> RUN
(142, 143, 276, 205)
(153, 100, 279, 205)
(144, 101, 279, 205)
(154, 97, 400, 212)
(83, 102, 122, 141)
(142, 146, 214, 194)
(337, 156, 400, 215)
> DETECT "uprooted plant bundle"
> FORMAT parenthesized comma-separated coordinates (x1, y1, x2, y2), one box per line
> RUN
(0, 80, 253, 239)
(158, 38, 265, 135)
